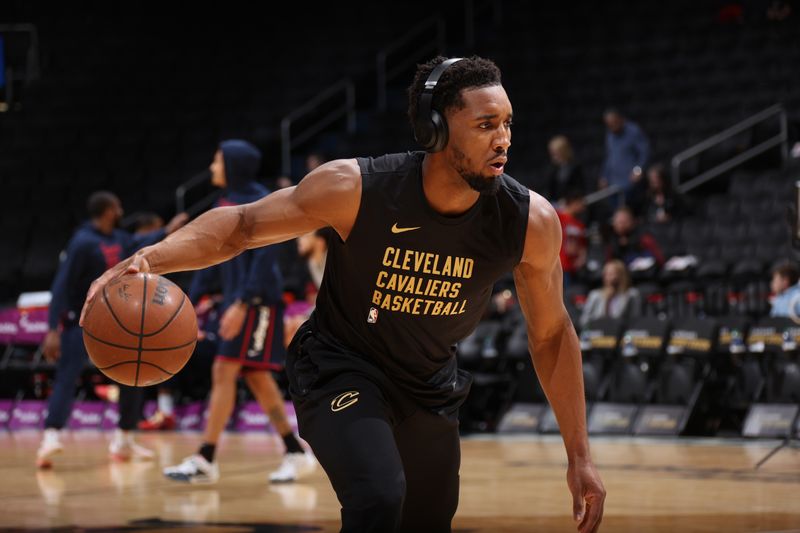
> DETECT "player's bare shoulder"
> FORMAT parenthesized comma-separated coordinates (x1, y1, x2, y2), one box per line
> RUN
(290, 158, 362, 240)
(520, 190, 562, 268)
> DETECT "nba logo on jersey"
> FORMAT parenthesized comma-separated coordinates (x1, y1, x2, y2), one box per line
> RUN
(367, 307, 379, 324)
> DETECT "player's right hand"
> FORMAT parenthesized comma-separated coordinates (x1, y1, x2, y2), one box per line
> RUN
(79, 252, 151, 327)
(42, 330, 61, 361)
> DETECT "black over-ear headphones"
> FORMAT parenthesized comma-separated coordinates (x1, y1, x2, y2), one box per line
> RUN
(414, 57, 463, 153)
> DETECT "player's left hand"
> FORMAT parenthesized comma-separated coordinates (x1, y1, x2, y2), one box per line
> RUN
(218, 302, 247, 340)
(567, 458, 605, 533)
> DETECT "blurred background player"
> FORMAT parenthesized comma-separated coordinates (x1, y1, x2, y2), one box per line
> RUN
(163, 140, 314, 484)
(37, 192, 187, 468)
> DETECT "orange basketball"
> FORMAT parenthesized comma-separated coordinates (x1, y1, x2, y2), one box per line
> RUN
(81, 273, 198, 387)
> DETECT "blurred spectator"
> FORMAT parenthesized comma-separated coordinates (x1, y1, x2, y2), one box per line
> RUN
(631, 163, 685, 224)
(766, 0, 792, 21)
(275, 175, 294, 190)
(580, 260, 641, 328)
(305, 151, 328, 173)
(769, 260, 800, 317)
(599, 109, 650, 204)
(606, 206, 664, 270)
(283, 229, 330, 346)
(545, 135, 587, 203)
(130, 212, 165, 234)
(556, 191, 588, 285)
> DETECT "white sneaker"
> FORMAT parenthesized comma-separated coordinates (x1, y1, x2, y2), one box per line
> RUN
(36, 429, 64, 469)
(109, 438, 155, 462)
(164, 454, 220, 484)
(269, 451, 316, 483)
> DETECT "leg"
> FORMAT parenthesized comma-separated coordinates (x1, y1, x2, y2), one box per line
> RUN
(43, 327, 87, 429)
(110, 386, 154, 461)
(38, 327, 86, 467)
(162, 357, 239, 483)
(395, 410, 461, 533)
(295, 378, 406, 533)
(118, 385, 143, 430)
(245, 369, 315, 482)
(203, 358, 241, 444)
(244, 371, 292, 436)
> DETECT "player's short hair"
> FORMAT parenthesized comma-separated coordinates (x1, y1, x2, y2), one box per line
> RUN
(87, 191, 119, 219)
(772, 260, 800, 285)
(407, 56, 502, 128)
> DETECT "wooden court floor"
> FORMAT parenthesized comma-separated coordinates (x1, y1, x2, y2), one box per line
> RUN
(0, 431, 797, 532)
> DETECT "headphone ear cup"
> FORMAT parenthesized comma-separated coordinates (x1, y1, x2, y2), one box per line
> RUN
(414, 117, 435, 151)
(428, 109, 448, 153)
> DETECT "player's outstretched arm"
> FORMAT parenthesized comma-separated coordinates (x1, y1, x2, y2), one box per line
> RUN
(80, 159, 361, 326)
(513, 191, 605, 533)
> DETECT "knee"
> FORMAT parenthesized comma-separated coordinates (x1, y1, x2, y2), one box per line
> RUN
(211, 360, 238, 387)
(353, 474, 406, 516)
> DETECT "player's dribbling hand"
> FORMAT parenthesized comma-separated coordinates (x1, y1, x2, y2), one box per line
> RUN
(79, 252, 151, 327)
(42, 330, 61, 361)
(567, 458, 605, 533)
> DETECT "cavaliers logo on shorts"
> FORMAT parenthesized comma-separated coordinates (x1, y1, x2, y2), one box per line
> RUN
(331, 391, 360, 412)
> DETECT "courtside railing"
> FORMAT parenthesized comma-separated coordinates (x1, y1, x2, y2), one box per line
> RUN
(280, 79, 356, 176)
(672, 104, 789, 194)
(377, 17, 445, 112)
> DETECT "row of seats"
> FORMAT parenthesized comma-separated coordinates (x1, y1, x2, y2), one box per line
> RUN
(458, 309, 800, 434)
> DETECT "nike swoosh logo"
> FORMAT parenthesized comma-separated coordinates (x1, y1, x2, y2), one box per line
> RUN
(391, 223, 421, 234)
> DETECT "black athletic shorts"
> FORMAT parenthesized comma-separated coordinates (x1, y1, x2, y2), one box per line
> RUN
(286, 317, 468, 533)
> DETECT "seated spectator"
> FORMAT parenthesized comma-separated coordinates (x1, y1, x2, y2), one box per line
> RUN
(545, 135, 587, 203)
(606, 206, 664, 271)
(631, 163, 684, 224)
(556, 190, 588, 285)
(580, 260, 641, 328)
(769, 260, 800, 318)
(599, 108, 650, 207)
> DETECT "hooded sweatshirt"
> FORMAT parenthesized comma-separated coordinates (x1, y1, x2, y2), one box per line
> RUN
(189, 140, 282, 308)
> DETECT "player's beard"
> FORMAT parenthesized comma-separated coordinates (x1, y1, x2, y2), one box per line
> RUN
(452, 146, 500, 196)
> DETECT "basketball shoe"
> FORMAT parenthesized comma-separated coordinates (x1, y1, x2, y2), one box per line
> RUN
(164, 454, 220, 484)
(109, 430, 155, 462)
(36, 428, 64, 469)
(269, 450, 317, 483)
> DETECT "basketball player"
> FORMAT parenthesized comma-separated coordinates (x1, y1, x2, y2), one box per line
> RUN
(38, 192, 188, 468)
(82, 57, 606, 532)
(163, 140, 315, 484)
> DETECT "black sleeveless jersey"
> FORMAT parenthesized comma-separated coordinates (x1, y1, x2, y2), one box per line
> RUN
(313, 151, 530, 409)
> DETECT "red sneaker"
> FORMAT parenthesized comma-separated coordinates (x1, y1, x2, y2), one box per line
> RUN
(138, 411, 177, 431)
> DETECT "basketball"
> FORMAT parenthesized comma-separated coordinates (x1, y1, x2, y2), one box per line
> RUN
(81, 273, 198, 387)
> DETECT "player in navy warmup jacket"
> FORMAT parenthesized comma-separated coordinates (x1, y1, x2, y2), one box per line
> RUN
(163, 140, 315, 485)
(37, 191, 187, 468)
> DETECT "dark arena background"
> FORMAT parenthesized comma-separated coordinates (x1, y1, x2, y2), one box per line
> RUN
(0, 1, 799, 532)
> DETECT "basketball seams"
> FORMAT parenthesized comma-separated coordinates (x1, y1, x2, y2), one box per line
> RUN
(143, 293, 187, 337)
(83, 328, 197, 351)
(102, 285, 139, 336)
(96, 360, 176, 376)
(134, 274, 148, 386)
